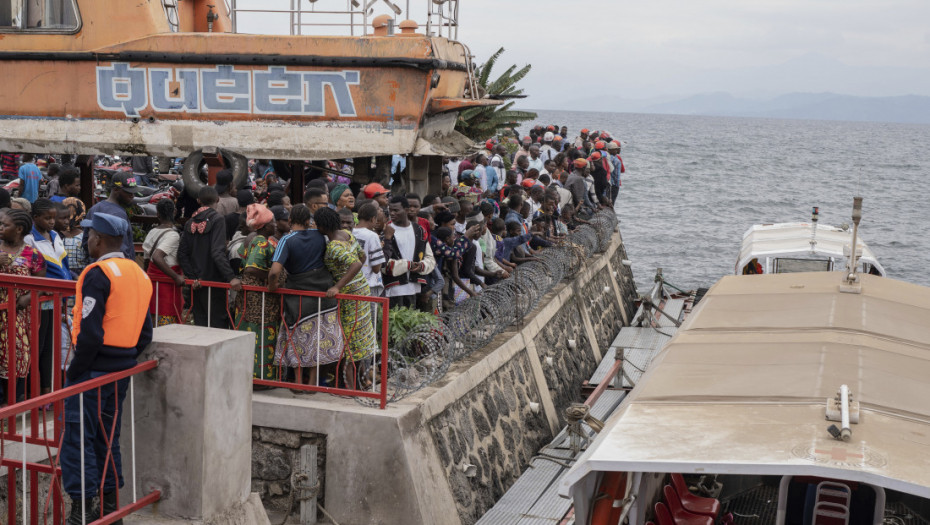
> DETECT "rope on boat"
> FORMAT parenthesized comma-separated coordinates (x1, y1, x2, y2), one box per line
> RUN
(565, 403, 606, 455)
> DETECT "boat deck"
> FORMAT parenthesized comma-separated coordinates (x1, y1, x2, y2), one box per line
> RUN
(477, 295, 682, 524)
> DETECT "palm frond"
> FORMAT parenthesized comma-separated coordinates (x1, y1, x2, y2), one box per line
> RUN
(455, 48, 536, 141)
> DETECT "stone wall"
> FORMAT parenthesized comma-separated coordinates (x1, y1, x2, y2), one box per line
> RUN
(582, 266, 628, 351)
(532, 293, 597, 427)
(428, 352, 551, 524)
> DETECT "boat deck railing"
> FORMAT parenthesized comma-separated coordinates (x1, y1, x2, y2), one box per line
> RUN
(228, 0, 461, 39)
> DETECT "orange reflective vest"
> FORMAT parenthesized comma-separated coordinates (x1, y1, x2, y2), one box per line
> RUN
(71, 258, 153, 348)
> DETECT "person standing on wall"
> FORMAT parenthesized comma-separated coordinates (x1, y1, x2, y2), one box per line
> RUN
(61, 213, 153, 525)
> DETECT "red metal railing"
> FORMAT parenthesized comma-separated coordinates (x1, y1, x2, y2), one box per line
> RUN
(0, 269, 390, 519)
(0, 360, 160, 525)
(148, 276, 391, 408)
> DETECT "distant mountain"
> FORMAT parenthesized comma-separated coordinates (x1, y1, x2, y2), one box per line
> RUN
(637, 92, 930, 124)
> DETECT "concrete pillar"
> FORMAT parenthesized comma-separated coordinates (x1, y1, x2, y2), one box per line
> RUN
(123, 325, 267, 523)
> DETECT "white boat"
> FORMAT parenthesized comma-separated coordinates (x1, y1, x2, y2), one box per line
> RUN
(735, 206, 885, 277)
(559, 200, 930, 525)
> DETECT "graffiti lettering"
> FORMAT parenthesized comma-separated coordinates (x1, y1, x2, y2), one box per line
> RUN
(96, 63, 360, 118)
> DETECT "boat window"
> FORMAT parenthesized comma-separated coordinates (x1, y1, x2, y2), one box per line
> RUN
(774, 258, 832, 274)
(0, 0, 80, 32)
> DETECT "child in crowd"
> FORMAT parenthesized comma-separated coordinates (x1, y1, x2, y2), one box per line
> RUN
(496, 220, 534, 266)
(24, 198, 70, 395)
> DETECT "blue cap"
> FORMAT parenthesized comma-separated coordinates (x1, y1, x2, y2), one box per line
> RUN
(81, 213, 129, 237)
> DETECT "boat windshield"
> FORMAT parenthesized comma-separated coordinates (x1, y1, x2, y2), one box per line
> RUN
(774, 258, 832, 274)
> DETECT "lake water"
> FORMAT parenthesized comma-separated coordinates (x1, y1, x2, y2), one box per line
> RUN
(519, 111, 930, 292)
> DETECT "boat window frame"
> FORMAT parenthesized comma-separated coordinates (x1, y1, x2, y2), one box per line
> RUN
(773, 257, 834, 274)
(0, 0, 83, 35)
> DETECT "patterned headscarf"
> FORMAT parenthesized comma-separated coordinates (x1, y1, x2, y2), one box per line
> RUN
(62, 197, 87, 230)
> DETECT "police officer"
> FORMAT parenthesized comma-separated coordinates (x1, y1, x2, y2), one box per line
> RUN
(61, 213, 153, 524)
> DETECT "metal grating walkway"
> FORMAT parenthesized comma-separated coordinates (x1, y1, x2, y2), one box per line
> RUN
(476, 390, 626, 525)
(477, 303, 681, 524)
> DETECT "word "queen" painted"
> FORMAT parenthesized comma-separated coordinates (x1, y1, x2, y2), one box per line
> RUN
(96, 63, 360, 118)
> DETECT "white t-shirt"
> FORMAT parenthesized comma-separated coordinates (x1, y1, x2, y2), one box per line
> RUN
(386, 223, 419, 297)
(353, 226, 385, 289)
(142, 227, 180, 267)
(472, 239, 485, 271)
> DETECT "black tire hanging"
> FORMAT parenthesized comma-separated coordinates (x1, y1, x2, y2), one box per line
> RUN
(181, 148, 248, 198)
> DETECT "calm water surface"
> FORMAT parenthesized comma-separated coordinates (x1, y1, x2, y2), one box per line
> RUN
(521, 111, 930, 291)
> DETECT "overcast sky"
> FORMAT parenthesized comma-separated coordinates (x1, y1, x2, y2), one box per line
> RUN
(453, 0, 930, 107)
(235, 1, 930, 108)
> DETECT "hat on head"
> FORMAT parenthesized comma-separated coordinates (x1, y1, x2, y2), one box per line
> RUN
(590, 151, 602, 161)
(362, 182, 388, 199)
(522, 136, 531, 143)
(543, 131, 554, 142)
(600, 132, 610, 139)
(553, 135, 563, 142)
(485, 139, 495, 150)
(521, 179, 537, 188)
(460, 169, 475, 181)
(573, 158, 588, 168)
(608, 141, 621, 150)
(546, 125, 555, 131)
(580, 128, 589, 134)
(111, 172, 143, 194)
(270, 205, 289, 221)
(81, 212, 129, 237)
(245, 203, 274, 229)
(594, 140, 606, 150)
(214, 169, 233, 194)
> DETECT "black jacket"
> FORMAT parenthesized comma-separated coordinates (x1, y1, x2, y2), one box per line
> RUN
(178, 207, 235, 282)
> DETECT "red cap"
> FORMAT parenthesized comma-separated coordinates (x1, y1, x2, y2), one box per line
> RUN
(590, 151, 602, 160)
(580, 128, 589, 134)
(594, 140, 606, 150)
(552, 135, 563, 142)
(362, 182, 388, 198)
(485, 139, 495, 150)
(573, 158, 588, 168)
(546, 125, 555, 131)
(600, 132, 610, 139)
(523, 136, 531, 142)
(521, 179, 536, 188)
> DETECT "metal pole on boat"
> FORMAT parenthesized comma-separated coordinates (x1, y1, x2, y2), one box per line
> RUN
(846, 197, 863, 284)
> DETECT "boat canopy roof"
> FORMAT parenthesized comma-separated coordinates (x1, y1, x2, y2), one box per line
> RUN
(561, 272, 930, 504)
(736, 222, 884, 276)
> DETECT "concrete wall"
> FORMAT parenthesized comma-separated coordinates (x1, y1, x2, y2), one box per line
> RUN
(252, 230, 638, 525)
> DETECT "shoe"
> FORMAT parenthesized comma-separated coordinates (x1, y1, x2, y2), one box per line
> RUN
(68, 497, 99, 525)
(102, 491, 123, 524)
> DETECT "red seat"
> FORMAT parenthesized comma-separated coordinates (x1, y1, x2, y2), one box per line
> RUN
(664, 485, 714, 525)
(655, 502, 675, 525)
(671, 473, 721, 518)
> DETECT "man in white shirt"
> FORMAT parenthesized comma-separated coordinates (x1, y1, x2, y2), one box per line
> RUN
(383, 196, 435, 309)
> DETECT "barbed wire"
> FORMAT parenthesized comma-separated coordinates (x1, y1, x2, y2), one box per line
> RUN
(356, 209, 620, 406)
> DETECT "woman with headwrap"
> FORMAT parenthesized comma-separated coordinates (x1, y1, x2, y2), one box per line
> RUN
(234, 203, 282, 381)
(330, 184, 354, 213)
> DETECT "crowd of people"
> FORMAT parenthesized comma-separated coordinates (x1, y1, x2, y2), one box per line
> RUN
(0, 124, 624, 395)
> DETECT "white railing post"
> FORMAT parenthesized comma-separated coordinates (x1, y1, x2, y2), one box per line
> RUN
(130, 376, 137, 503)
(79, 392, 86, 525)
